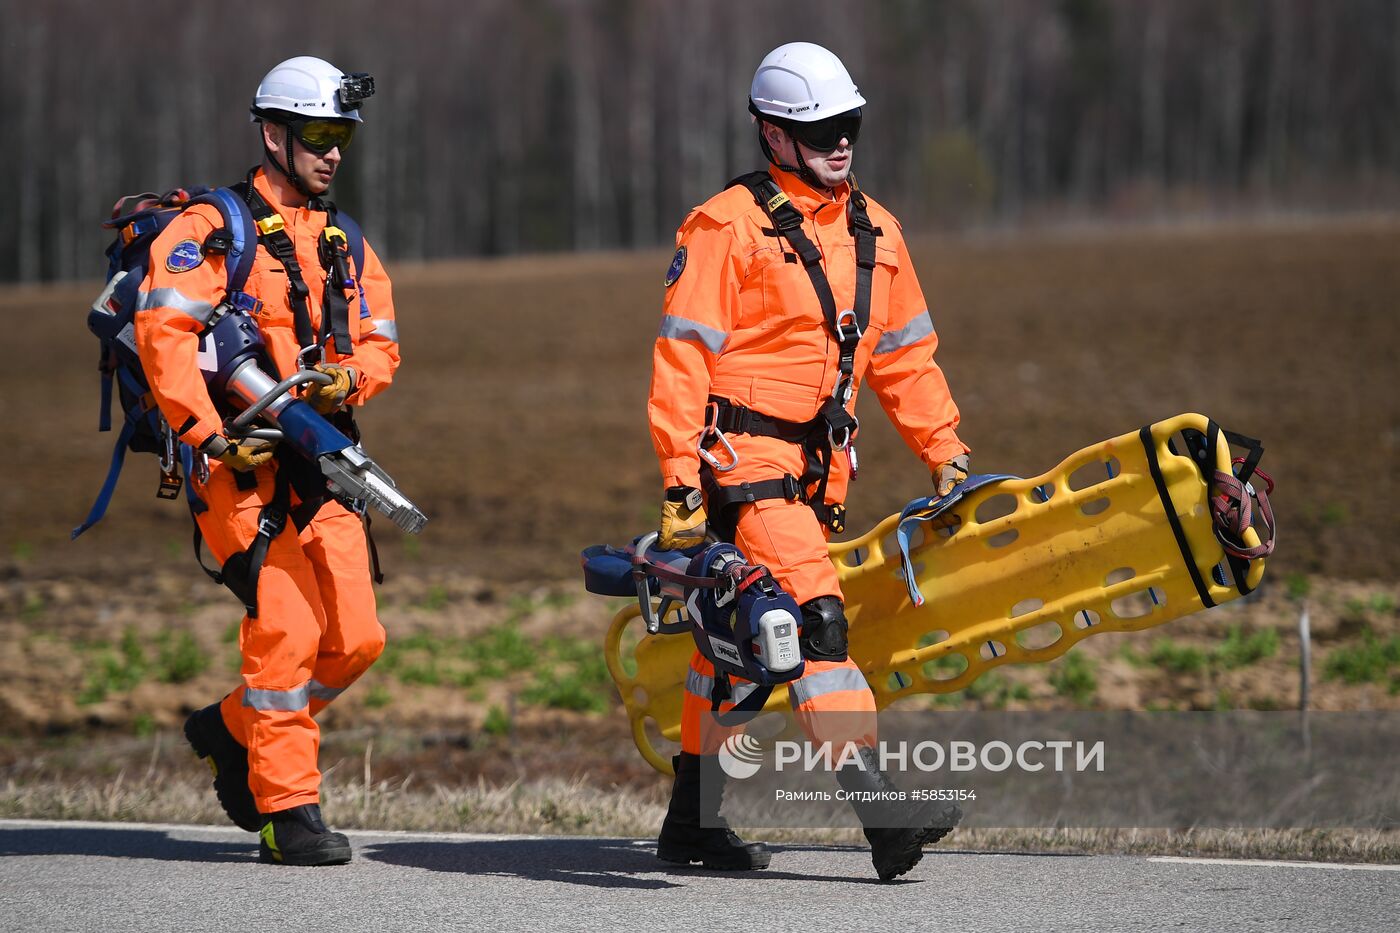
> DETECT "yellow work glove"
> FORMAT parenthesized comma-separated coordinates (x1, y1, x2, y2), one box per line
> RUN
(933, 453, 971, 497)
(201, 434, 277, 472)
(659, 486, 708, 550)
(305, 363, 356, 415)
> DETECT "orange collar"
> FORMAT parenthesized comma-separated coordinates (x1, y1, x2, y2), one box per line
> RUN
(767, 165, 851, 216)
(251, 168, 320, 226)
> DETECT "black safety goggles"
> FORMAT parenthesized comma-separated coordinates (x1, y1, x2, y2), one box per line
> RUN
(786, 108, 862, 152)
(287, 118, 357, 155)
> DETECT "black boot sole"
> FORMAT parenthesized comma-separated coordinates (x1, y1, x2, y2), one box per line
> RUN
(258, 841, 353, 866)
(657, 842, 772, 871)
(183, 710, 260, 833)
(873, 804, 963, 882)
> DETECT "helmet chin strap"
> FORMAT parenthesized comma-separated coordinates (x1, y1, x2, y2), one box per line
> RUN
(264, 125, 313, 197)
(756, 121, 824, 191)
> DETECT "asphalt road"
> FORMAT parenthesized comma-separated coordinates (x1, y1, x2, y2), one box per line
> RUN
(1, 819, 1396, 932)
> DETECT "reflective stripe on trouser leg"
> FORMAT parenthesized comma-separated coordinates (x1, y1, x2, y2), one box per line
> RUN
(297, 500, 387, 717)
(731, 497, 842, 605)
(680, 652, 760, 755)
(199, 466, 328, 814)
(789, 659, 877, 751)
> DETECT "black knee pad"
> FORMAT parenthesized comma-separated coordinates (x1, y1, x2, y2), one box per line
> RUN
(800, 596, 849, 662)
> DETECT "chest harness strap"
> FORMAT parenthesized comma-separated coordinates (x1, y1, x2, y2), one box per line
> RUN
(237, 170, 355, 363)
(701, 172, 879, 537)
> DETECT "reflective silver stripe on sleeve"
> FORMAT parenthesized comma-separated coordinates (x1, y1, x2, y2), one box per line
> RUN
(873, 312, 934, 355)
(367, 318, 398, 342)
(136, 287, 217, 325)
(658, 314, 728, 354)
(242, 683, 311, 712)
(685, 668, 715, 699)
(307, 679, 345, 702)
(788, 667, 869, 708)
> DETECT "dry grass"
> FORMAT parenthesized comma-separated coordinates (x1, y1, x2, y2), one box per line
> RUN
(5, 769, 1397, 864)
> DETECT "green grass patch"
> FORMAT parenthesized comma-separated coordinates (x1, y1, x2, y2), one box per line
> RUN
(78, 628, 148, 705)
(1324, 630, 1400, 685)
(364, 685, 392, 709)
(1284, 573, 1311, 602)
(1049, 653, 1098, 706)
(154, 630, 210, 684)
(962, 672, 1032, 709)
(522, 671, 609, 713)
(483, 705, 512, 736)
(1147, 639, 1208, 674)
(1144, 625, 1277, 675)
(418, 585, 451, 612)
(1214, 625, 1279, 670)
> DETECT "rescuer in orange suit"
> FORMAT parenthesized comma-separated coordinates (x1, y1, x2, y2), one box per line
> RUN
(649, 42, 968, 881)
(135, 57, 399, 866)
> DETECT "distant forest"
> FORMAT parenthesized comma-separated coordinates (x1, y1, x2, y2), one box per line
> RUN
(4, 0, 1398, 280)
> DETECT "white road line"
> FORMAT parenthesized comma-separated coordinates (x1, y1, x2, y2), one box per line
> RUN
(1151, 856, 1400, 873)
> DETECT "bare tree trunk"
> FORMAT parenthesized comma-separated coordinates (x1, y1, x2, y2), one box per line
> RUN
(626, 1, 656, 246)
(18, 17, 46, 282)
(1141, 0, 1168, 183)
(568, 4, 603, 250)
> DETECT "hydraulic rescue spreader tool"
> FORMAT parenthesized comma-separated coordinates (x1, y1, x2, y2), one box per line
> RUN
(199, 308, 427, 534)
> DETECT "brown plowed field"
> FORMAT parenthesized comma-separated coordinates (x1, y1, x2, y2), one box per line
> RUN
(8, 218, 1396, 585)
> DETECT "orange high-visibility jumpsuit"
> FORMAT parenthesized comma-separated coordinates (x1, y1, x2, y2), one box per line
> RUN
(134, 169, 400, 813)
(648, 166, 967, 753)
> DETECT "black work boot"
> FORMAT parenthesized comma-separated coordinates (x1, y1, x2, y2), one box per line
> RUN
(258, 804, 352, 866)
(657, 752, 771, 870)
(837, 745, 962, 882)
(184, 702, 260, 832)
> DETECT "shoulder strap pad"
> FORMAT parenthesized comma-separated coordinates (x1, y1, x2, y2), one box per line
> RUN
(187, 187, 258, 299)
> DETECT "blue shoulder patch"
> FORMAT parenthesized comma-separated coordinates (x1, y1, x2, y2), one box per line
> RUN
(664, 245, 687, 287)
(165, 238, 204, 273)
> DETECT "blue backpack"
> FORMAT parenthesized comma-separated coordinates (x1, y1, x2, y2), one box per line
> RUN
(75, 182, 364, 539)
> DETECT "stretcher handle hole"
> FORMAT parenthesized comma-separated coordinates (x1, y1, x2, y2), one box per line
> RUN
(1104, 566, 1137, 587)
(974, 493, 1018, 524)
(1079, 496, 1111, 516)
(1068, 456, 1122, 491)
(987, 529, 1020, 548)
(1015, 621, 1063, 651)
(1010, 597, 1044, 618)
(980, 640, 1007, 661)
(922, 652, 968, 682)
(1110, 587, 1166, 620)
(1073, 609, 1102, 629)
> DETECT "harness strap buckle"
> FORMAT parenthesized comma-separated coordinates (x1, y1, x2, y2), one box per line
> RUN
(257, 506, 287, 541)
(255, 214, 285, 236)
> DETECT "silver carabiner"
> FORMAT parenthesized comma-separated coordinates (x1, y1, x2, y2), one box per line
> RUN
(835, 308, 863, 342)
(158, 415, 177, 473)
(697, 401, 739, 473)
(828, 418, 858, 452)
(295, 343, 322, 376)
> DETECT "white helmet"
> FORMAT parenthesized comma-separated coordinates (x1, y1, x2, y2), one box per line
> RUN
(250, 56, 373, 124)
(749, 42, 865, 122)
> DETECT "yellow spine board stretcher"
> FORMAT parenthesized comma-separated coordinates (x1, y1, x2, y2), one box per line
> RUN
(605, 413, 1270, 775)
